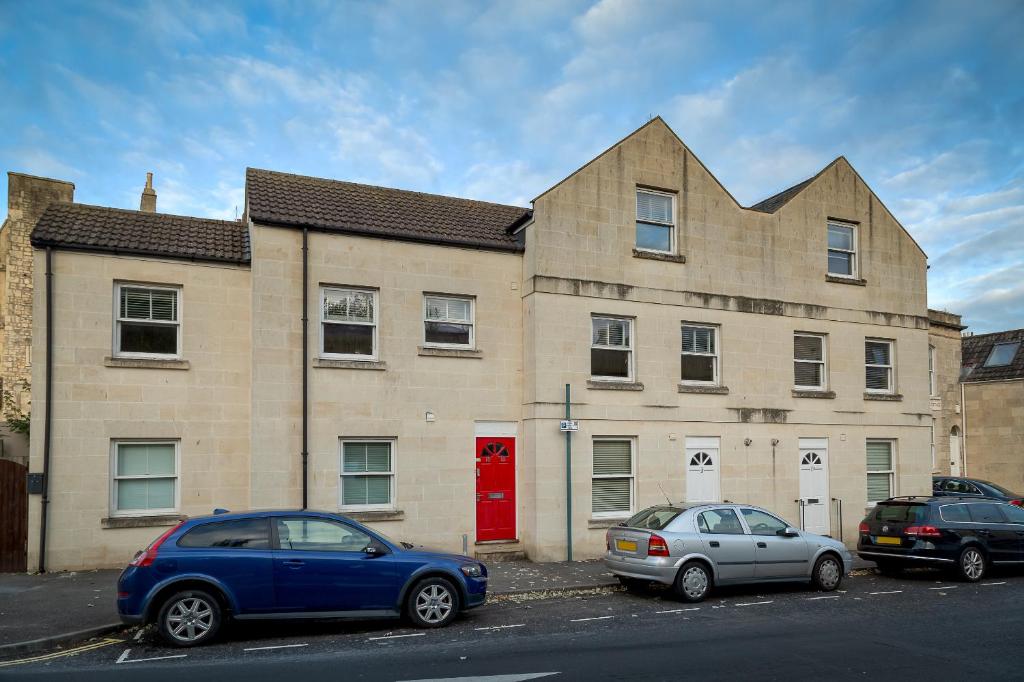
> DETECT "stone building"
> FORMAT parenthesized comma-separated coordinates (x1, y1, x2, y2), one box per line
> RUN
(927, 309, 966, 477)
(960, 329, 1024, 492)
(14, 117, 939, 571)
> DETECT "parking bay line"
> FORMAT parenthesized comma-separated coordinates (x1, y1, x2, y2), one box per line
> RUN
(368, 633, 426, 641)
(475, 624, 526, 631)
(244, 643, 309, 652)
(982, 582, 1006, 586)
(655, 608, 701, 614)
(868, 590, 903, 595)
(735, 601, 773, 607)
(118, 652, 188, 664)
(805, 595, 841, 600)
(928, 586, 957, 591)
(570, 616, 616, 622)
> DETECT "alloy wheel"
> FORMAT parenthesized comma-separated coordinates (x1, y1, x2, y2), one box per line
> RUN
(165, 596, 214, 643)
(415, 584, 454, 624)
(962, 548, 984, 580)
(682, 566, 708, 599)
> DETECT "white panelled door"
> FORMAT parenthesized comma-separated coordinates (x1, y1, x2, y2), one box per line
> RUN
(685, 437, 721, 503)
(798, 438, 830, 536)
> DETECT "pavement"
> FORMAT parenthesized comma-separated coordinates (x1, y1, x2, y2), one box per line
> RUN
(0, 555, 875, 657)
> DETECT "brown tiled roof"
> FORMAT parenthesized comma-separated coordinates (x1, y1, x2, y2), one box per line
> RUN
(246, 168, 530, 252)
(31, 203, 249, 264)
(748, 177, 815, 213)
(961, 329, 1024, 382)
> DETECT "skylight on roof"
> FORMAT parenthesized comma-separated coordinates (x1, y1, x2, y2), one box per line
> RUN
(984, 342, 1020, 367)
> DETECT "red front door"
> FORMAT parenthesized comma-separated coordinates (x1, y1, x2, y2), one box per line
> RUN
(476, 437, 516, 542)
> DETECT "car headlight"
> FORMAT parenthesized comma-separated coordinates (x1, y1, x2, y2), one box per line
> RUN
(460, 563, 484, 578)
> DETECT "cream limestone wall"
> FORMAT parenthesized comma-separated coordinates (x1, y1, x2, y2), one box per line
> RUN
(927, 312, 965, 476)
(249, 225, 523, 552)
(963, 380, 1024, 492)
(523, 119, 931, 560)
(28, 250, 251, 570)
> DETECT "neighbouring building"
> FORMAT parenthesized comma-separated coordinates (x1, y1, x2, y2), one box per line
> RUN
(960, 329, 1024, 492)
(927, 309, 966, 477)
(12, 117, 939, 571)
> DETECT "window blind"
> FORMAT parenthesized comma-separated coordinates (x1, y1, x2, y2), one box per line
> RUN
(425, 296, 470, 322)
(637, 191, 673, 224)
(324, 290, 374, 323)
(865, 341, 890, 365)
(120, 288, 177, 322)
(866, 441, 892, 471)
(592, 478, 631, 514)
(342, 442, 391, 472)
(593, 440, 631, 476)
(593, 318, 630, 348)
(794, 335, 823, 361)
(682, 326, 715, 354)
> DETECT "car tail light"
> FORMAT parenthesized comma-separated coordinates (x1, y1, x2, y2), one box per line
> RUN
(904, 525, 941, 538)
(117, 591, 130, 599)
(129, 522, 183, 567)
(858, 522, 870, 534)
(648, 534, 670, 557)
(1010, 499, 1022, 507)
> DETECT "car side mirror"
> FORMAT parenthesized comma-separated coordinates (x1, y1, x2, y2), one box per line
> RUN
(777, 527, 800, 538)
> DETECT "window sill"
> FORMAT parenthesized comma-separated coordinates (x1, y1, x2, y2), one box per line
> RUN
(417, 346, 483, 359)
(792, 389, 836, 399)
(864, 392, 903, 401)
(104, 357, 189, 370)
(341, 509, 404, 522)
(678, 383, 729, 395)
(587, 380, 644, 391)
(102, 514, 186, 529)
(313, 358, 387, 370)
(825, 275, 867, 286)
(588, 517, 629, 529)
(632, 249, 686, 264)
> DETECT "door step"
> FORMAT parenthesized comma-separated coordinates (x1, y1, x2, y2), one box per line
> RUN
(474, 540, 527, 562)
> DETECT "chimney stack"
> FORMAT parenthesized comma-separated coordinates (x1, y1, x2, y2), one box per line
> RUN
(140, 172, 157, 212)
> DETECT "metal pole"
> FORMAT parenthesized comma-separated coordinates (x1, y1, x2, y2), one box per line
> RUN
(565, 383, 572, 562)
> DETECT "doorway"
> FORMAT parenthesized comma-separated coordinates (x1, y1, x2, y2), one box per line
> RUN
(949, 426, 962, 476)
(798, 438, 830, 536)
(685, 437, 720, 503)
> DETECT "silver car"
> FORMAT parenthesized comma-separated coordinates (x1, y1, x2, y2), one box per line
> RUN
(604, 503, 853, 602)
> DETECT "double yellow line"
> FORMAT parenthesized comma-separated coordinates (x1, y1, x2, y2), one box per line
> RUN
(0, 638, 123, 668)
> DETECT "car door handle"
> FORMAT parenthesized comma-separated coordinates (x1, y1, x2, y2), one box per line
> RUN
(283, 559, 305, 567)
(709, 541, 720, 548)
(977, 530, 991, 536)
(757, 542, 767, 548)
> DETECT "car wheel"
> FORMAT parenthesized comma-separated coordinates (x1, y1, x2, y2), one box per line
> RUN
(407, 577, 460, 628)
(812, 554, 843, 591)
(674, 561, 711, 603)
(874, 560, 902, 576)
(955, 546, 986, 582)
(157, 589, 222, 647)
(617, 576, 650, 593)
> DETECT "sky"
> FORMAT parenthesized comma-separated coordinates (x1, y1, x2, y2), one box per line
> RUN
(1, 0, 1021, 332)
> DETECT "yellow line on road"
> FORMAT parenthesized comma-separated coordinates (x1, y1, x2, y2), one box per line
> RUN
(0, 638, 123, 668)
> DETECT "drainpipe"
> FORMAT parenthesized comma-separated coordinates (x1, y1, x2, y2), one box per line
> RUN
(301, 228, 309, 510)
(960, 381, 967, 476)
(39, 247, 54, 573)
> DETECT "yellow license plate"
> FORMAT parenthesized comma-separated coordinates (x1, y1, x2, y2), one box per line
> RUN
(616, 539, 638, 552)
(876, 536, 902, 545)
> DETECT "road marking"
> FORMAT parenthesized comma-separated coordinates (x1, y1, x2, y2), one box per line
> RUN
(474, 624, 526, 631)
(116, 649, 131, 664)
(120, 654, 188, 664)
(243, 643, 309, 652)
(397, 673, 559, 682)
(868, 590, 903, 595)
(368, 633, 426, 641)
(655, 608, 701, 614)
(133, 630, 145, 641)
(928, 586, 956, 590)
(982, 582, 1006, 586)
(570, 615, 615, 622)
(0, 638, 123, 668)
(735, 601, 773, 607)
(805, 595, 841, 600)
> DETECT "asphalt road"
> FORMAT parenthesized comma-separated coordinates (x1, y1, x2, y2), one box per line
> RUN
(4, 567, 1022, 681)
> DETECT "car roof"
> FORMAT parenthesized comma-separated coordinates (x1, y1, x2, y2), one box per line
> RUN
(185, 509, 346, 523)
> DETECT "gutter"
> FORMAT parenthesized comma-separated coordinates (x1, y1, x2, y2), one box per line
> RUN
(301, 228, 309, 509)
(39, 247, 54, 573)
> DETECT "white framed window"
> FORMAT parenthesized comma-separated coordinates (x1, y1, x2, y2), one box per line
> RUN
(928, 345, 937, 396)
(985, 341, 1020, 367)
(681, 324, 719, 384)
(592, 438, 634, 518)
(930, 419, 936, 470)
(866, 439, 895, 503)
(635, 188, 675, 253)
(340, 440, 395, 511)
(321, 287, 378, 360)
(827, 221, 857, 277)
(794, 333, 826, 390)
(865, 339, 895, 393)
(423, 294, 474, 348)
(591, 316, 633, 381)
(114, 283, 181, 358)
(110, 440, 179, 516)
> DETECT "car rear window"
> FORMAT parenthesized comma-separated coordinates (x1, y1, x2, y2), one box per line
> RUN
(874, 503, 929, 523)
(178, 518, 270, 549)
(626, 507, 682, 531)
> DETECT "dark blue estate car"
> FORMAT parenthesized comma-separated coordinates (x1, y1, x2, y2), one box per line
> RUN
(117, 510, 488, 646)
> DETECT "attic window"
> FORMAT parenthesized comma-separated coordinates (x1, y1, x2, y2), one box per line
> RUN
(636, 189, 675, 253)
(827, 222, 857, 277)
(984, 342, 1020, 367)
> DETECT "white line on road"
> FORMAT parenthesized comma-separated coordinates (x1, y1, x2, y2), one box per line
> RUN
(133, 630, 145, 642)
(868, 590, 903, 595)
(655, 608, 701, 614)
(475, 624, 526, 631)
(570, 615, 615, 622)
(368, 633, 426, 641)
(116, 649, 131, 664)
(805, 595, 841, 600)
(735, 601, 773, 607)
(120, 654, 188, 664)
(243, 643, 309, 652)
(928, 586, 957, 590)
(983, 582, 1007, 586)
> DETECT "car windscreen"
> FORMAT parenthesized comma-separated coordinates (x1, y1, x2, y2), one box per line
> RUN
(625, 507, 682, 531)
(874, 503, 929, 523)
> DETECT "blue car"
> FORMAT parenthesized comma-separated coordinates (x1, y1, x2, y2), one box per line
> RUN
(117, 510, 488, 646)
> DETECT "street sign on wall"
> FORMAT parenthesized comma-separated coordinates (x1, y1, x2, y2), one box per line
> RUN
(559, 420, 579, 432)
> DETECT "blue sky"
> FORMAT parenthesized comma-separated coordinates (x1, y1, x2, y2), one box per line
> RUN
(1, 0, 1021, 332)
